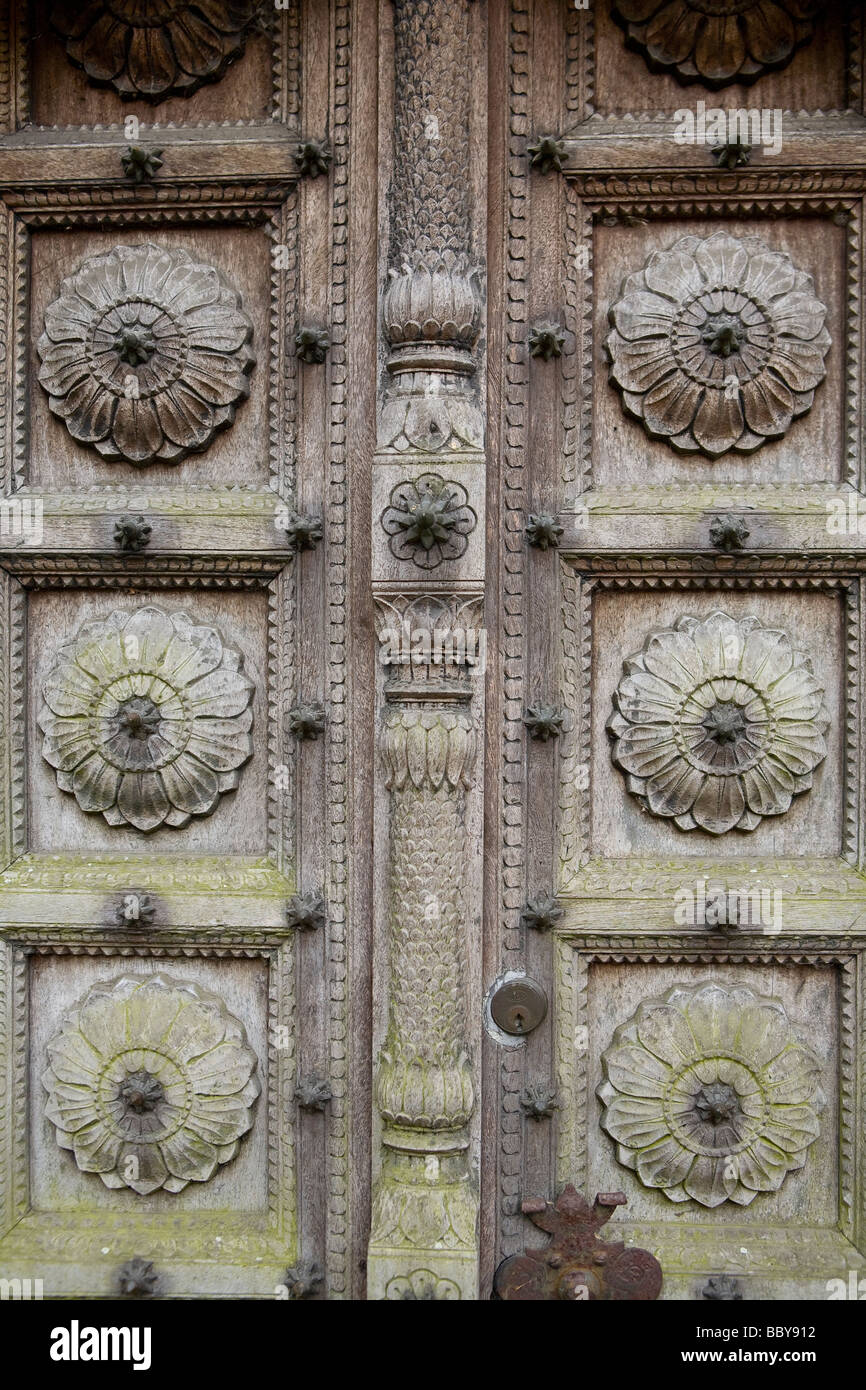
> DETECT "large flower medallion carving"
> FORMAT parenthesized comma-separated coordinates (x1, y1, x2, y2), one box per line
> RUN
(606, 232, 830, 457)
(43, 974, 260, 1195)
(607, 610, 829, 834)
(598, 982, 823, 1208)
(50, 2, 260, 102)
(39, 606, 254, 832)
(37, 244, 255, 465)
(611, 1, 821, 89)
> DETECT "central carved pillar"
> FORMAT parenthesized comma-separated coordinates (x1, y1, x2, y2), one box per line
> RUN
(368, 0, 484, 1300)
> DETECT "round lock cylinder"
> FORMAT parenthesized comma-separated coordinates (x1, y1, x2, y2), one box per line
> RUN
(490, 977, 548, 1036)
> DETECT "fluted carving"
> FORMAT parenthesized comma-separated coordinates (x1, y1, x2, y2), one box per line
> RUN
(377, 710, 475, 1135)
(380, 0, 482, 451)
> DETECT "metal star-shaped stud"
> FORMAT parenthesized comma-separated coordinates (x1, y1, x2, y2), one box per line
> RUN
(519, 894, 565, 934)
(295, 140, 332, 178)
(288, 703, 327, 740)
(527, 134, 567, 175)
(118, 1257, 159, 1298)
(702, 1274, 743, 1301)
(286, 890, 327, 933)
(121, 146, 163, 183)
(115, 892, 157, 930)
(528, 322, 566, 361)
(520, 1083, 559, 1121)
(525, 513, 563, 550)
(295, 326, 330, 364)
(283, 1260, 324, 1299)
(709, 514, 750, 552)
(113, 515, 152, 553)
(294, 1077, 333, 1112)
(523, 705, 565, 741)
(282, 511, 324, 552)
(711, 141, 752, 170)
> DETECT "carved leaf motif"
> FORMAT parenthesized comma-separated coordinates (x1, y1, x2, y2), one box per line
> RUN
(611, 0, 821, 89)
(39, 606, 254, 832)
(50, 1, 261, 102)
(43, 974, 260, 1195)
(598, 982, 823, 1208)
(37, 244, 254, 466)
(606, 232, 830, 457)
(607, 610, 829, 833)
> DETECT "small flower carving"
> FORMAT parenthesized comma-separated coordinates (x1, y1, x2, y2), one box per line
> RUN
(43, 973, 260, 1195)
(381, 473, 476, 570)
(598, 982, 823, 1208)
(37, 244, 254, 466)
(286, 890, 327, 933)
(50, 1, 260, 101)
(295, 326, 330, 364)
(528, 321, 566, 361)
(283, 1260, 324, 1299)
(607, 610, 828, 835)
(39, 605, 254, 833)
(385, 1270, 460, 1301)
(612, 1, 820, 89)
(606, 232, 830, 457)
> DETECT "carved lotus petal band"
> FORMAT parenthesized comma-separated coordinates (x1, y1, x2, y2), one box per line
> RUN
(612, 0, 821, 89)
(50, 1, 261, 101)
(43, 973, 260, 1195)
(607, 610, 829, 834)
(598, 982, 823, 1208)
(39, 605, 255, 832)
(606, 232, 830, 457)
(37, 244, 255, 465)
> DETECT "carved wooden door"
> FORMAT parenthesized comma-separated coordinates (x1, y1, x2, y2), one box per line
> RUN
(0, 0, 369, 1300)
(482, 0, 866, 1303)
(0, 0, 862, 1306)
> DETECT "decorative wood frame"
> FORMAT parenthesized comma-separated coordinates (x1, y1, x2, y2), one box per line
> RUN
(0, 929, 297, 1297)
(1, 3, 301, 134)
(553, 937, 863, 1288)
(557, 570, 864, 901)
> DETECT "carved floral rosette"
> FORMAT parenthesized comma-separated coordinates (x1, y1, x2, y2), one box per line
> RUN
(607, 610, 829, 834)
(39, 605, 254, 832)
(611, 0, 821, 89)
(50, 1, 261, 102)
(606, 232, 830, 457)
(43, 974, 260, 1195)
(37, 244, 255, 465)
(598, 982, 823, 1208)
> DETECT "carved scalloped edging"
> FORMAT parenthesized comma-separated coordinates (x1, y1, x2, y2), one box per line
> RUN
(558, 573, 858, 894)
(0, 945, 28, 1238)
(267, 572, 294, 879)
(9, 579, 25, 861)
(0, 852, 293, 896)
(566, 0, 593, 122)
(561, 180, 579, 488)
(497, 0, 532, 1263)
(848, 3, 864, 113)
(1, 939, 296, 1259)
(268, 189, 298, 499)
(0, 203, 10, 495)
(555, 943, 859, 1253)
(325, 0, 352, 1298)
(839, 955, 857, 1242)
(844, 583, 861, 866)
(845, 198, 862, 487)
